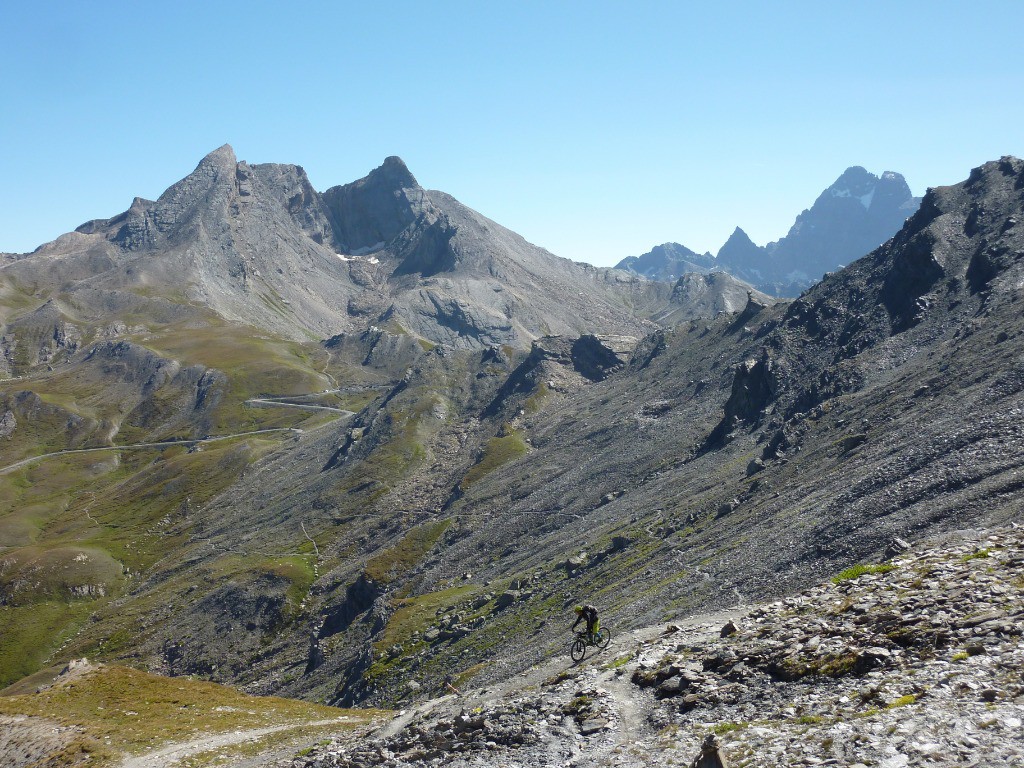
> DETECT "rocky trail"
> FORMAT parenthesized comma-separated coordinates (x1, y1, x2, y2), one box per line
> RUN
(279, 610, 743, 768)
(281, 525, 1024, 768)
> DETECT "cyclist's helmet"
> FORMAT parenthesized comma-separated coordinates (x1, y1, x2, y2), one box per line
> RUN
(574, 605, 584, 614)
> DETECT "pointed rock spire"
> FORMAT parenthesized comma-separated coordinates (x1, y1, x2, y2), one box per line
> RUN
(321, 157, 421, 254)
(195, 144, 238, 173)
(364, 156, 419, 192)
(716, 226, 765, 270)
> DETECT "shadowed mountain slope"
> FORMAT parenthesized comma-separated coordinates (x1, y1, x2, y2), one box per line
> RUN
(291, 156, 1020, 705)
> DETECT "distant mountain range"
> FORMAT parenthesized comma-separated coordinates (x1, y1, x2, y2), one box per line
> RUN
(614, 242, 715, 283)
(616, 167, 922, 296)
(3, 146, 662, 356)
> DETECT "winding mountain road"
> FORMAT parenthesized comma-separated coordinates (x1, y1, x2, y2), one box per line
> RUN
(246, 397, 356, 415)
(0, 429, 305, 476)
(0, 396, 357, 476)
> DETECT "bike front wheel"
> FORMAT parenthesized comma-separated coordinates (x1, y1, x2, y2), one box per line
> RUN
(570, 637, 587, 662)
(595, 627, 611, 649)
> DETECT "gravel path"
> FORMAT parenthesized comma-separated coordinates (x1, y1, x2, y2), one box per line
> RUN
(118, 718, 356, 768)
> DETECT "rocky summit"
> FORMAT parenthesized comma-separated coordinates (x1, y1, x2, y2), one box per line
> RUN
(0, 152, 1023, 768)
(615, 242, 716, 283)
(3, 146, 655, 352)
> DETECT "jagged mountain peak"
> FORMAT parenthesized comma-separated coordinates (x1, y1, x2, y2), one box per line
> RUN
(822, 166, 913, 211)
(834, 164, 871, 180)
(155, 144, 241, 204)
(824, 166, 882, 204)
(197, 143, 238, 168)
(6, 146, 658, 350)
(715, 226, 766, 275)
(376, 155, 419, 189)
(342, 155, 420, 198)
(719, 226, 757, 251)
(613, 242, 715, 282)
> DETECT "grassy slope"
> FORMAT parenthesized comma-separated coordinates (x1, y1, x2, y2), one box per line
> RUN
(0, 319, 367, 689)
(0, 663, 382, 767)
(0, 437, 295, 687)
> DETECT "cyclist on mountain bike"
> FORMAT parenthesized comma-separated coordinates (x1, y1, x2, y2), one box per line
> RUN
(572, 603, 599, 641)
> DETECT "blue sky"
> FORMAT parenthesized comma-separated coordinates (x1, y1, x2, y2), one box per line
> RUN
(2, 1, 1022, 266)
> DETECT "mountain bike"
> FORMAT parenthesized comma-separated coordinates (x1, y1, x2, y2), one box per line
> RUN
(569, 626, 611, 662)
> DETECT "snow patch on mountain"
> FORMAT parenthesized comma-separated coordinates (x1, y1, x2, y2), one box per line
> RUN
(830, 185, 876, 210)
(336, 253, 381, 264)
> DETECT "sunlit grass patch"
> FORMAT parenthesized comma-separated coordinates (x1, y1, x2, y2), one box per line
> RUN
(831, 563, 896, 584)
(0, 601, 95, 688)
(0, 664, 380, 765)
(0, 435, 289, 686)
(460, 428, 529, 490)
(364, 519, 451, 584)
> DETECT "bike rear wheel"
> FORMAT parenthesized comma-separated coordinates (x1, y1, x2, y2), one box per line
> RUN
(570, 637, 587, 662)
(595, 627, 611, 649)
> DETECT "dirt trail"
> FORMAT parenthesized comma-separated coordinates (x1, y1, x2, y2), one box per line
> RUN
(245, 398, 356, 415)
(117, 717, 355, 768)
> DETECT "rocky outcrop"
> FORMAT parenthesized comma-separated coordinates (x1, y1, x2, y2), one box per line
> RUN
(483, 333, 636, 418)
(570, 335, 637, 382)
(652, 272, 773, 327)
(1, 299, 81, 371)
(319, 574, 385, 639)
(629, 526, 1024, 767)
(0, 410, 14, 438)
(703, 352, 778, 448)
